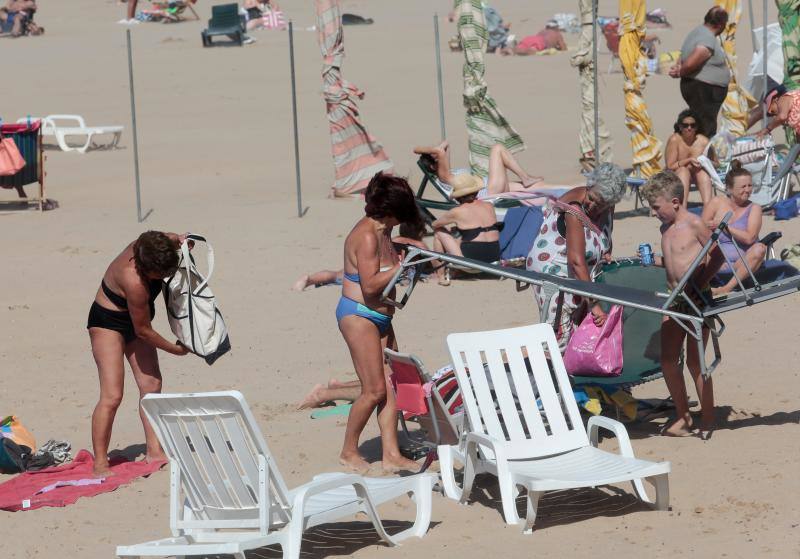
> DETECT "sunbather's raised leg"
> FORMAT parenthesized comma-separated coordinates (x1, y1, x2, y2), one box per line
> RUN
(486, 143, 542, 196)
(433, 230, 462, 285)
(691, 167, 713, 206)
(712, 243, 767, 295)
(125, 338, 166, 465)
(674, 166, 692, 208)
(414, 141, 456, 184)
(89, 328, 126, 477)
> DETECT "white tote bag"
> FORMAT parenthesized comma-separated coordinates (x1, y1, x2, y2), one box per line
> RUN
(162, 234, 231, 364)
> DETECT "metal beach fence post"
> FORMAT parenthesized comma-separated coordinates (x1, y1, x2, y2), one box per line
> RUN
(126, 29, 151, 223)
(761, 0, 768, 129)
(288, 20, 306, 218)
(592, 0, 599, 163)
(434, 13, 447, 142)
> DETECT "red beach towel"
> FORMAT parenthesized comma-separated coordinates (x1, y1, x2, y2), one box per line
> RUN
(0, 449, 165, 512)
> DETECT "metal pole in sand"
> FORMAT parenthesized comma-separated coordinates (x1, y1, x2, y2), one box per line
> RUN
(746, 0, 757, 49)
(288, 21, 306, 218)
(126, 29, 151, 223)
(761, 0, 768, 129)
(434, 13, 447, 142)
(592, 0, 600, 164)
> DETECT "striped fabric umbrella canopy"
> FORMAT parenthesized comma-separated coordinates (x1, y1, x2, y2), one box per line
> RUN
(619, 0, 661, 178)
(456, 0, 524, 178)
(776, 0, 800, 143)
(715, 0, 757, 138)
(316, 0, 392, 197)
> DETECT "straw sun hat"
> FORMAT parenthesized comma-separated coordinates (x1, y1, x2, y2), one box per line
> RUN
(450, 173, 485, 199)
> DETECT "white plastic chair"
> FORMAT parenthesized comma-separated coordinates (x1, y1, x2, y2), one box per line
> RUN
(116, 391, 435, 559)
(439, 323, 670, 533)
(18, 115, 123, 153)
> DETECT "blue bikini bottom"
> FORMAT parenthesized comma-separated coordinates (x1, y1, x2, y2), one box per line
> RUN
(335, 296, 392, 335)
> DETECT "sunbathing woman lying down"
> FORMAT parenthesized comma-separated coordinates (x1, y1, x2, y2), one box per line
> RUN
(413, 141, 577, 199)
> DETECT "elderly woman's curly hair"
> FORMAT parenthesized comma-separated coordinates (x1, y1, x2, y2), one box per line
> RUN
(586, 162, 627, 206)
(132, 231, 180, 279)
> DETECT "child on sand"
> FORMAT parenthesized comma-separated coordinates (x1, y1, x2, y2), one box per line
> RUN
(641, 171, 724, 439)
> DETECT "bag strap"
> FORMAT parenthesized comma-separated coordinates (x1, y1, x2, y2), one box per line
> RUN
(538, 192, 604, 238)
(182, 234, 215, 295)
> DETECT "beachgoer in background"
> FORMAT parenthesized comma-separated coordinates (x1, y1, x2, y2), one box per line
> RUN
(292, 222, 429, 291)
(336, 173, 422, 473)
(665, 109, 714, 206)
(701, 160, 766, 295)
(669, 7, 730, 137)
(640, 171, 724, 439)
(88, 231, 190, 476)
(754, 83, 800, 139)
(119, 0, 139, 24)
(526, 163, 626, 350)
(513, 21, 567, 55)
(414, 141, 564, 197)
(483, 3, 511, 53)
(431, 175, 503, 285)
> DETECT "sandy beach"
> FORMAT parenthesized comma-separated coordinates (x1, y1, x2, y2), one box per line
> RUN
(1, 0, 799, 557)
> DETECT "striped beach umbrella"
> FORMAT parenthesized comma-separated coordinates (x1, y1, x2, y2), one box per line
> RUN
(619, 0, 661, 178)
(316, 0, 393, 197)
(456, 0, 524, 178)
(715, 0, 757, 138)
(776, 0, 800, 143)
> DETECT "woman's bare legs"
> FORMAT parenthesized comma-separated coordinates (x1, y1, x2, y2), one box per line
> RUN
(90, 328, 126, 476)
(125, 338, 165, 463)
(338, 318, 417, 472)
(486, 143, 542, 195)
(414, 141, 456, 184)
(127, 0, 138, 19)
(712, 243, 767, 295)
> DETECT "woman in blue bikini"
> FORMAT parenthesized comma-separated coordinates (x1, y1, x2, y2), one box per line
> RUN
(336, 173, 423, 473)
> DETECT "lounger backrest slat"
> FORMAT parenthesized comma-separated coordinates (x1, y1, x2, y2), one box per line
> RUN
(447, 324, 589, 460)
(142, 392, 293, 530)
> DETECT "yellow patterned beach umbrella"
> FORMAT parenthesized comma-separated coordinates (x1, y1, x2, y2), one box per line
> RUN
(619, 0, 661, 178)
(715, 0, 757, 137)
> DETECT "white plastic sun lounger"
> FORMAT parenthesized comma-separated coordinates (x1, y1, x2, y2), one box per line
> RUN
(18, 115, 123, 153)
(441, 323, 670, 532)
(116, 391, 435, 559)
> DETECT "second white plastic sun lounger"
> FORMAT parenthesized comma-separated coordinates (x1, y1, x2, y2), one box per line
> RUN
(441, 323, 670, 532)
(116, 391, 435, 559)
(18, 115, 123, 153)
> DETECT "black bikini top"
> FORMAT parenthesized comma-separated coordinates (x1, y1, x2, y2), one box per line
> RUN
(101, 279, 162, 310)
(457, 222, 503, 242)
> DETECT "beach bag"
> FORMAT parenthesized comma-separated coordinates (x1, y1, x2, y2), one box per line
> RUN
(563, 305, 624, 377)
(0, 439, 31, 474)
(162, 235, 231, 365)
(774, 196, 799, 220)
(0, 415, 36, 451)
(0, 134, 26, 177)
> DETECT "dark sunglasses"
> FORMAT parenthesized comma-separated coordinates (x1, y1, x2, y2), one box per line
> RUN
(679, 122, 698, 129)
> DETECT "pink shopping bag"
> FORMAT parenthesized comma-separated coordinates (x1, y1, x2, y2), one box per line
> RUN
(0, 136, 25, 177)
(563, 305, 623, 376)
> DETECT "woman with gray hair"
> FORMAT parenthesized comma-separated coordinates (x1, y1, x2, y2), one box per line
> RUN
(525, 163, 627, 350)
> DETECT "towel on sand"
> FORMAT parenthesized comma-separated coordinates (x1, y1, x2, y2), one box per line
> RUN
(0, 449, 165, 511)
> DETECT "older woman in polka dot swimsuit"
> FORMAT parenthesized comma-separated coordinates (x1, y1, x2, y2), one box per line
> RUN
(526, 163, 627, 351)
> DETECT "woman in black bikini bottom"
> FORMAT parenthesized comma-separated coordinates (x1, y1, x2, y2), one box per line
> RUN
(86, 231, 189, 477)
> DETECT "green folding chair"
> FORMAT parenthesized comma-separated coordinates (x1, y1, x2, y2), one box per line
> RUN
(201, 3, 245, 47)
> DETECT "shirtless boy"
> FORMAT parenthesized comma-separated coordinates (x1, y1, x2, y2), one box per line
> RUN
(641, 171, 724, 438)
(665, 109, 714, 206)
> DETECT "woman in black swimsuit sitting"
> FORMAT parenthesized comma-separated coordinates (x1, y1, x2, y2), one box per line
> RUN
(432, 174, 502, 286)
(87, 231, 189, 477)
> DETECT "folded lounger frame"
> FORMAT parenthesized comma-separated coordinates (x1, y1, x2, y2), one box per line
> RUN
(386, 213, 800, 378)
